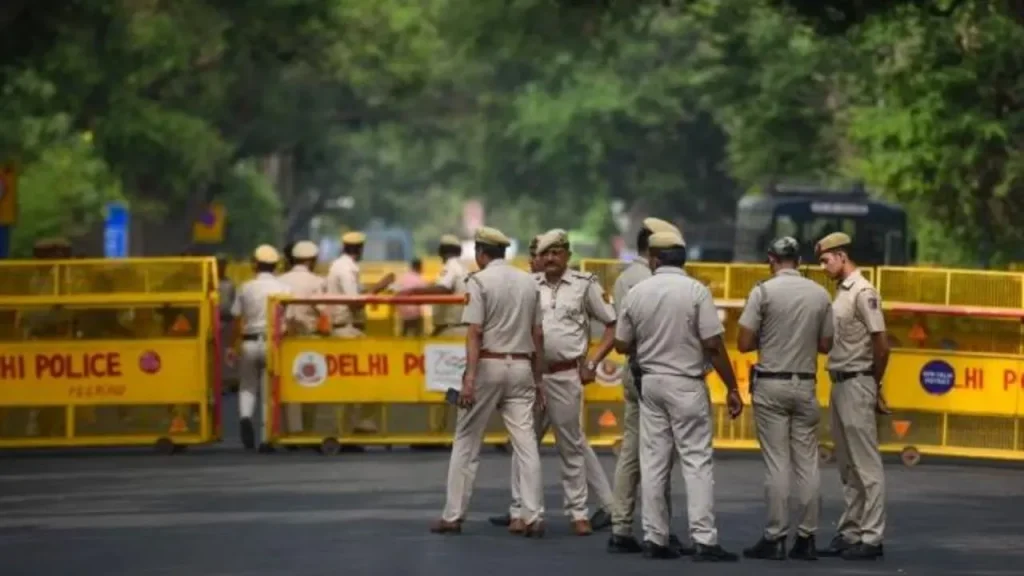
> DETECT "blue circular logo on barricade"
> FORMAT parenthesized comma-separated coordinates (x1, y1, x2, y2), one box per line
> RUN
(919, 360, 955, 395)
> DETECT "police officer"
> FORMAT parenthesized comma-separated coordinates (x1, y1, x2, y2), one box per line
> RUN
(398, 234, 468, 439)
(737, 237, 833, 561)
(216, 254, 238, 395)
(232, 245, 292, 451)
(515, 230, 616, 534)
(430, 226, 546, 537)
(815, 232, 890, 561)
(608, 218, 688, 555)
(277, 241, 328, 434)
(489, 233, 617, 532)
(325, 231, 394, 435)
(614, 230, 742, 561)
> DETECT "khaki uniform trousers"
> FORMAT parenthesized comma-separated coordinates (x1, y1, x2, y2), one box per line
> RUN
(611, 367, 676, 536)
(508, 369, 588, 521)
(830, 373, 886, 546)
(751, 376, 821, 540)
(430, 326, 468, 434)
(442, 357, 543, 524)
(239, 338, 268, 443)
(332, 325, 378, 433)
(639, 375, 718, 548)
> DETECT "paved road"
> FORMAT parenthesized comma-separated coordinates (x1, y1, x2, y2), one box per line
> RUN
(1, 446, 1022, 576)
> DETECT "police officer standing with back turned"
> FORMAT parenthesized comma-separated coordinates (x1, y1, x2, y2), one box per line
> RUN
(614, 230, 742, 561)
(430, 226, 547, 537)
(608, 217, 689, 555)
(815, 232, 890, 561)
(737, 237, 833, 561)
(277, 241, 328, 435)
(325, 231, 394, 436)
(232, 245, 292, 452)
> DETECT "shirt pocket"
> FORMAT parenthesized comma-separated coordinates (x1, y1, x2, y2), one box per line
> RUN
(837, 315, 866, 342)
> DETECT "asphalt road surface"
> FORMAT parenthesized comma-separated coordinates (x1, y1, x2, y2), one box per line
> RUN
(1, 442, 1023, 576)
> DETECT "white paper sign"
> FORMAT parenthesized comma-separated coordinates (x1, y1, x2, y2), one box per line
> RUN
(424, 343, 466, 392)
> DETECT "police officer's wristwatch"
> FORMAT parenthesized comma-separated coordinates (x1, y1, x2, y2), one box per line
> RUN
(585, 359, 597, 372)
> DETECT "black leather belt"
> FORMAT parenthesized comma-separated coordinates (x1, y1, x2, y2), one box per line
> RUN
(754, 370, 816, 380)
(434, 323, 467, 330)
(242, 334, 265, 341)
(832, 370, 874, 382)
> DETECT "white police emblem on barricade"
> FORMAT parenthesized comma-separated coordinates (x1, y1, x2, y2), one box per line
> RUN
(293, 352, 327, 388)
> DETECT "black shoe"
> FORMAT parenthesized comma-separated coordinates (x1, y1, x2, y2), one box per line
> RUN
(818, 534, 857, 557)
(742, 537, 785, 560)
(692, 543, 739, 562)
(488, 513, 511, 527)
(240, 418, 255, 450)
(607, 534, 643, 554)
(668, 534, 696, 556)
(589, 508, 612, 531)
(841, 542, 884, 561)
(642, 540, 681, 559)
(257, 443, 275, 454)
(789, 535, 818, 561)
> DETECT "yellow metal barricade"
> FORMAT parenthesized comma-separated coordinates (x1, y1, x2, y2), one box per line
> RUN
(578, 259, 1024, 464)
(0, 257, 222, 452)
(264, 294, 522, 453)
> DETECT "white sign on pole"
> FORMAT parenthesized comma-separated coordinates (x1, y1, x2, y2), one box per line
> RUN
(424, 343, 466, 392)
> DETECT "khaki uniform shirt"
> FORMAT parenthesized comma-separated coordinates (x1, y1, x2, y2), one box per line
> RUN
(278, 265, 327, 333)
(616, 267, 722, 378)
(325, 254, 364, 326)
(828, 269, 885, 371)
(433, 257, 468, 326)
(536, 270, 616, 363)
(738, 269, 833, 374)
(232, 272, 292, 336)
(462, 259, 541, 355)
(612, 258, 651, 315)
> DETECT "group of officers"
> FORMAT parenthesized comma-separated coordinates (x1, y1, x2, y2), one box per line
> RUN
(421, 220, 889, 563)
(231, 218, 889, 563)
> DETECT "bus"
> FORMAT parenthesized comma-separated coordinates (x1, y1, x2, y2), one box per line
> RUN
(733, 183, 915, 265)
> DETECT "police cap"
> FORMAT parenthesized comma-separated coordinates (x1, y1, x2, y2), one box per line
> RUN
(253, 244, 280, 265)
(291, 241, 319, 260)
(528, 235, 541, 255)
(767, 236, 800, 259)
(648, 231, 686, 249)
(474, 226, 510, 247)
(815, 232, 852, 256)
(642, 217, 682, 236)
(536, 229, 570, 254)
(439, 234, 461, 248)
(341, 231, 366, 245)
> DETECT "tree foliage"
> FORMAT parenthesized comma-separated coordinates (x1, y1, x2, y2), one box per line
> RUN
(2, 0, 1022, 264)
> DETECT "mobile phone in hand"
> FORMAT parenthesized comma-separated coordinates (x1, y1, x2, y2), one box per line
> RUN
(445, 388, 460, 405)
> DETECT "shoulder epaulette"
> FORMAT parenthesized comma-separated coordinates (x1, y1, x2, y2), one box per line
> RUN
(569, 270, 595, 283)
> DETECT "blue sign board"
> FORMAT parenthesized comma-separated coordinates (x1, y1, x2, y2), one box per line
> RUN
(104, 202, 129, 258)
(920, 359, 955, 395)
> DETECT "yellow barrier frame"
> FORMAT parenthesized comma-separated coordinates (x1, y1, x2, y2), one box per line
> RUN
(0, 257, 222, 452)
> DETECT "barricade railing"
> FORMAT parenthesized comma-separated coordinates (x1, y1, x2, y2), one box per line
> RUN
(0, 257, 222, 452)
(227, 258, 532, 327)
(260, 267, 1024, 465)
